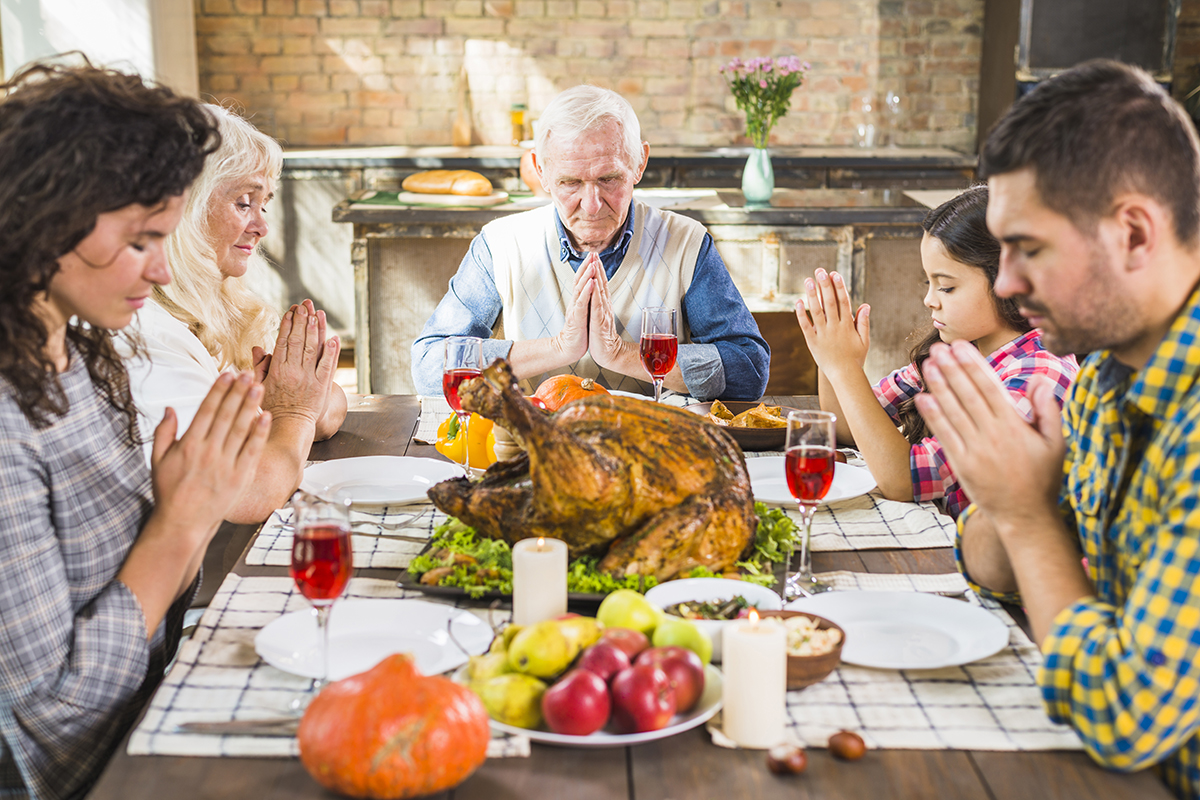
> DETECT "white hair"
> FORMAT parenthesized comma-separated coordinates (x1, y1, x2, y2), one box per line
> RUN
(534, 85, 644, 172)
(154, 104, 281, 370)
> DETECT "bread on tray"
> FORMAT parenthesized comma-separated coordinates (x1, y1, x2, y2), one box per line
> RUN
(401, 169, 493, 196)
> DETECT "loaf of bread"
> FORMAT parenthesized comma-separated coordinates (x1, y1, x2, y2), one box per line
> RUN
(401, 169, 493, 196)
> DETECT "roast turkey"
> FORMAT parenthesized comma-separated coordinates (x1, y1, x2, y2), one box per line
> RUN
(427, 359, 758, 581)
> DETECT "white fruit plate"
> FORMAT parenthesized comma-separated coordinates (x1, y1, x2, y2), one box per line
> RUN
(455, 664, 723, 748)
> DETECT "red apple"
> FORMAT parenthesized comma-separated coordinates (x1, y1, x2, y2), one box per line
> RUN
(541, 669, 611, 736)
(601, 626, 651, 660)
(610, 664, 676, 733)
(577, 641, 632, 684)
(635, 646, 706, 712)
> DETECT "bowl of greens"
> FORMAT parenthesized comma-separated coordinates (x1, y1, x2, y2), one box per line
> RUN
(645, 577, 783, 663)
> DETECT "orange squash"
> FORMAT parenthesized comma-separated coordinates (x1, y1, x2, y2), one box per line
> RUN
(533, 374, 609, 412)
(298, 653, 490, 799)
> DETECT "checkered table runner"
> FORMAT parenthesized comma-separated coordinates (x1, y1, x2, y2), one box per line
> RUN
(127, 575, 529, 759)
(245, 505, 449, 569)
(711, 571, 1082, 752)
(801, 492, 955, 551)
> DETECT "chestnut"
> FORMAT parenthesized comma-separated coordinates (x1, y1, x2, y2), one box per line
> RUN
(828, 730, 866, 761)
(766, 744, 808, 775)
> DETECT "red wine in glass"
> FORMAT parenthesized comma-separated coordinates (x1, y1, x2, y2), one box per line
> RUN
(640, 334, 678, 379)
(785, 445, 835, 504)
(290, 523, 352, 603)
(442, 368, 482, 413)
(784, 410, 838, 600)
(640, 307, 678, 403)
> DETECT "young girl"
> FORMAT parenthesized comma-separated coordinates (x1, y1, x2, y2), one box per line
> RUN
(795, 185, 1077, 518)
(0, 64, 270, 800)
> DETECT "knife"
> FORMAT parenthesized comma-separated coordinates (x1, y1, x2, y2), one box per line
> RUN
(174, 717, 300, 737)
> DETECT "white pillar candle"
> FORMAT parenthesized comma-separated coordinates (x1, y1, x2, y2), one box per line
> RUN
(512, 537, 568, 626)
(722, 610, 787, 749)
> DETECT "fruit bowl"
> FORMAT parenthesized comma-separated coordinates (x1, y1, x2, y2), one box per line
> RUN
(454, 664, 724, 748)
(643, 578, 783, 663)
(760, 610, 844, 690)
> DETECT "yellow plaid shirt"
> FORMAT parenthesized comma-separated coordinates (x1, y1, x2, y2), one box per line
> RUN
(958, 288, 1200, 798)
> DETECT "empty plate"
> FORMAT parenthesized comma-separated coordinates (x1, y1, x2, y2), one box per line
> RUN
(747, 458, 876, 505)
(300, 456, 464, 505)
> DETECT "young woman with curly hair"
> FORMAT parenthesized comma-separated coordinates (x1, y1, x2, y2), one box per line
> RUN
(0, 63, 270, 800)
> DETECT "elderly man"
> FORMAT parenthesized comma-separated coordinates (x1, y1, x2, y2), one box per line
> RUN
(916, 60, 1200, 797)
(411, 85, 770, 400)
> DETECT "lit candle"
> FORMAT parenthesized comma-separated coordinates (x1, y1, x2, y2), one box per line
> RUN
(512, 537, 568, 625)
(722, 609, 787, 748)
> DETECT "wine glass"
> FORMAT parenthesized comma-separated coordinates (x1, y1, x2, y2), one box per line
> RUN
(289, 491, 353, 701)
(784, 410, 837, 599)
(443, 336, 483, 471)
(640, 307, 678, 403)
(883, 91, 902, 148)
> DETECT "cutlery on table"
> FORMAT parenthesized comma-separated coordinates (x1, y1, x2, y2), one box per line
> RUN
(174, 717, 300, 737)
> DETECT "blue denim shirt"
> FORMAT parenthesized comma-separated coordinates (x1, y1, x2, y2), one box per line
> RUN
(410, 204, 770, 400)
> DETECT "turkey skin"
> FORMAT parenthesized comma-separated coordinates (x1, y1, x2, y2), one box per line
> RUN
(427, 359, 758, 581)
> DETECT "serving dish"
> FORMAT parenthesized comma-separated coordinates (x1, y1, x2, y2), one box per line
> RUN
(759, 609, 845, 689)
(686, 401, 808, 451)
(456, 664, 724, 748)
(644, 577, 783, 663)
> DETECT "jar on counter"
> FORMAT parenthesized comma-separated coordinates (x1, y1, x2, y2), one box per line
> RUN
(510, 103, 527, 146)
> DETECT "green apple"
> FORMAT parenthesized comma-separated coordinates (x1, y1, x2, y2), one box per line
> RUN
(597, 589, 663, 636)
(652, 616, 713, 666)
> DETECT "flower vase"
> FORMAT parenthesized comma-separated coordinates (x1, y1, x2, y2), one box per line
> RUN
(741, 147, 774, 208)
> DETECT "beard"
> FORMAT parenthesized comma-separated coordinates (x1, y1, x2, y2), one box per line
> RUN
(1014, 243, 1142, 358)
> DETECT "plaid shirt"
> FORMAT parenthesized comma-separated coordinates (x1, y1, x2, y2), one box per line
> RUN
(874, 329, 1078, 517)
(0, 350, 190, 800)
(960, 288, 1200, 799)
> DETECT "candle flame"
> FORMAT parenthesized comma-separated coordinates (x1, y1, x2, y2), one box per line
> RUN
(748, 608, 760, 626)
(537, 536, 545, 550)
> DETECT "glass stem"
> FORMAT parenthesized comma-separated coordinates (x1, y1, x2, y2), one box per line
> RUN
(458, 411, 471, 471)
(314, 604, 332, 690)
(653, 378, 664, 403)
(796, 503, 817, 581)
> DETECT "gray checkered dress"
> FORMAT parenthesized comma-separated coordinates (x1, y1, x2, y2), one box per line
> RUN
(0, 352, 191, 800)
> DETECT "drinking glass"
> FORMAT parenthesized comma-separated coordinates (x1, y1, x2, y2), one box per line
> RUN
(883, 91, 902, 148)
(289, 491, 353, 697)
(784, 410, 837, 599)
(640, 307, 678, 403)
(443, 336, 483, 471)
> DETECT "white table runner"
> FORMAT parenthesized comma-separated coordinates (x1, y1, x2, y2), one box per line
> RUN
(128, 575, 529, 759)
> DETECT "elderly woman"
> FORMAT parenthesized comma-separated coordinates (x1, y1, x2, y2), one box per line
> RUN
(123, 105, 347, 524)
(0, 63, 269, 800)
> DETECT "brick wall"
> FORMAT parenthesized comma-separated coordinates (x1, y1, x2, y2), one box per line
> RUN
(195, 0, 983, 150)
(1174, 0, 1200, 106)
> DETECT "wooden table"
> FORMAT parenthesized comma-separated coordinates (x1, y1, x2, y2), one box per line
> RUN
(89, 395, 1172, 800)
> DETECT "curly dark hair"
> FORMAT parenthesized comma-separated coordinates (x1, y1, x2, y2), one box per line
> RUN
(896, 185, 1030, 445)
(0, 60, 221, 439)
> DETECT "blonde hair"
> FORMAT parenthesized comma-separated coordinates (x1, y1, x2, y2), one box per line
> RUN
(153, 104, 281, 370)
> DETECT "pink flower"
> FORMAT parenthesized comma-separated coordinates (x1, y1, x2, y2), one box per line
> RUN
(759, 79, 768, 88)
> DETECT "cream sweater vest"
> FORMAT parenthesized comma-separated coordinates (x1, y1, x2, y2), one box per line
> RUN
(485, 199, 706, 394)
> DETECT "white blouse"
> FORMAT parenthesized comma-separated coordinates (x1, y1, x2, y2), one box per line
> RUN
(122, 299, 225, 464)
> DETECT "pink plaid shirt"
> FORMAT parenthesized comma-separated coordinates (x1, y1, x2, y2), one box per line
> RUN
(873, 329, 1078, 518)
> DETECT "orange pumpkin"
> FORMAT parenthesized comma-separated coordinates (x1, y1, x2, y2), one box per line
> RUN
(533, 374, 609, 412)
(298, 653, 490, 799)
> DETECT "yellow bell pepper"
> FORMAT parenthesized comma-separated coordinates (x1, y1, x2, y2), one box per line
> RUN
(436, 413, 497, 470)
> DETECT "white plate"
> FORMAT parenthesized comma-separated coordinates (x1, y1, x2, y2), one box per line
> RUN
(747, 459, 876, 506)
(784, 591, 1009, 669)
(644, 578, 783, 663)
(255, 599, 492, 681)
(460, 665, 723, 748)
(300, 456, 464, 505)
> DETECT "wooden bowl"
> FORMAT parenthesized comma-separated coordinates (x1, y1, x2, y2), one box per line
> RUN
(760, 610, 844, 690)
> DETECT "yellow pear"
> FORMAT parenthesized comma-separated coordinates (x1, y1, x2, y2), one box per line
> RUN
(507, 620, 574, 679)
(473, 673, 547, 729)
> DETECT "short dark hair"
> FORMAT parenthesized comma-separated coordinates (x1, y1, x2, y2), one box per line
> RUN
(0, 61, 221, 433)
(980, 59, 1200, 246)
